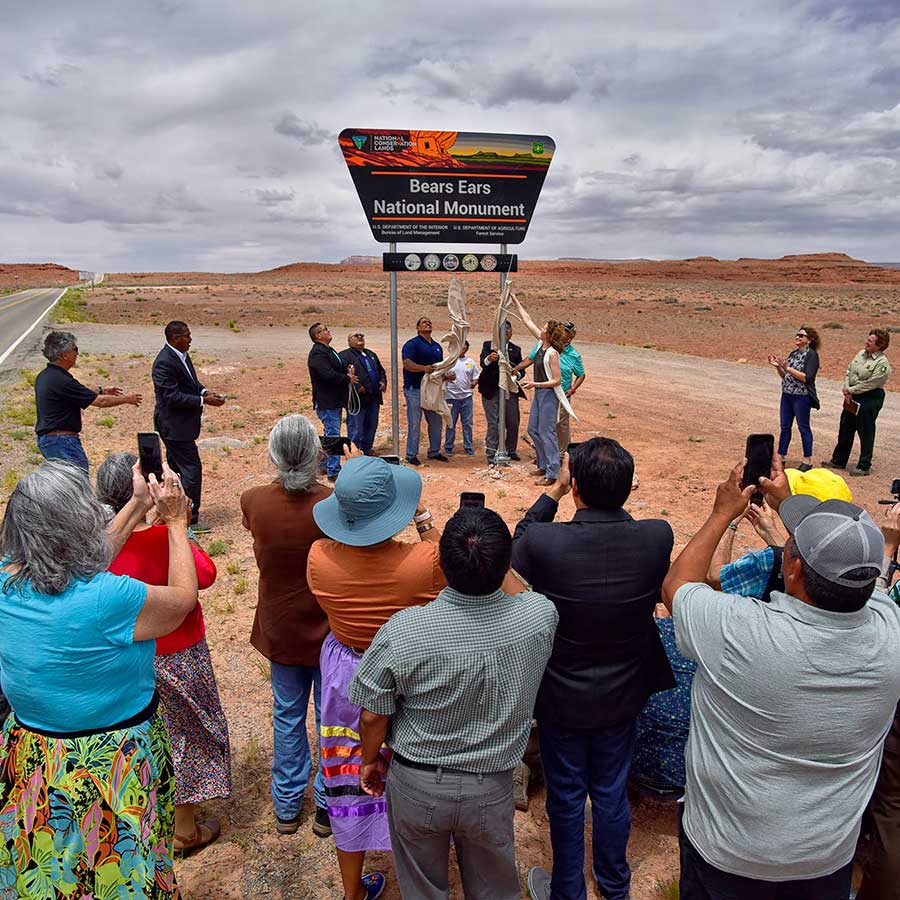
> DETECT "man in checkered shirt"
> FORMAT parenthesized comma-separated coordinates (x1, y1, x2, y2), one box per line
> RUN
(349, 507, 557, 900)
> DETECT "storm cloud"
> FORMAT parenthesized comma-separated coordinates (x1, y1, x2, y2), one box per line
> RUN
(2, 0, 900, 271)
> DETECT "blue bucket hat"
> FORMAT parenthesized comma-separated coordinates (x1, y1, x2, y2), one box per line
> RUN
(312, 456, 422, 546)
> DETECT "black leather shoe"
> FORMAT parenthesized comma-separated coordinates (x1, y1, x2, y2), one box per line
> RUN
(509, 452, 521, 461)
(405, 456, 422, 466)
(430, 453, 450, 462)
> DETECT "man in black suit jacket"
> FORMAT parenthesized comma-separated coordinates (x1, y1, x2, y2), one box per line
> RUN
(340, 331, 386, 455)
(479, 320, 525, 462)
(152, 321, 225, 531)
(307, 322, 358, 480)
(513, 437, 674, 900)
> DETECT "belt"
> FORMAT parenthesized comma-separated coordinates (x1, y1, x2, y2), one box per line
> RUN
(15, 691, 160, 739)
(42, 430, 79, 437)
(393, 752, 480, 776)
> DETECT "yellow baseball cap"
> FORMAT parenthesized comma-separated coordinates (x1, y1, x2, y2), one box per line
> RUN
(785, 467, 853, 503)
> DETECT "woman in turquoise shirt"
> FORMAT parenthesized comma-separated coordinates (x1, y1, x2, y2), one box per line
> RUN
(0, 460, 198, 898)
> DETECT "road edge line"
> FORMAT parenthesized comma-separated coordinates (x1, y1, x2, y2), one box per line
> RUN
(0, 287, 68, 369)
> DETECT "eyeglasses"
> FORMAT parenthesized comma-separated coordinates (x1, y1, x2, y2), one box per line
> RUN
(796, 332, 808, 338)
(350, 333, 364, 338)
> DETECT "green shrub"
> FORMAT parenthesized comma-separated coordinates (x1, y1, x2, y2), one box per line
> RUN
(206, 539, 228, 557)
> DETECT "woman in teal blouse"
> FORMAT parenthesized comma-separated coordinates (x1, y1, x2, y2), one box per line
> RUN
(0, 460, 198, 898)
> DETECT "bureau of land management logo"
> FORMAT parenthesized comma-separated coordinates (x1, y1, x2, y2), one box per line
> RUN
(352, 134, 368, 150)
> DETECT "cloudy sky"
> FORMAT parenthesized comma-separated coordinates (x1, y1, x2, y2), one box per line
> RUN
(3, 0, 899, 272)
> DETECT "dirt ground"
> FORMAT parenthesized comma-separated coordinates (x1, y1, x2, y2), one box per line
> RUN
(0, 260, 898, 899)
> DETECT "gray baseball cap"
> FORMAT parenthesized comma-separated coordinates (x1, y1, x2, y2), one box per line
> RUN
(779, 496, 884, 587)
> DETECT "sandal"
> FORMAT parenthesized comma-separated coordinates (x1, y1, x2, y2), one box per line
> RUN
(174, 818, 221, 855)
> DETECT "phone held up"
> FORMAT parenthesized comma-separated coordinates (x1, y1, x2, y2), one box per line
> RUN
(379, 455, 401, 466)
(877, 478, 900, 506)
(137, 432, 164, 482)
(320, 435, 352, 456)
(741, 433, 774, 506)
(459, 491, 486, 510)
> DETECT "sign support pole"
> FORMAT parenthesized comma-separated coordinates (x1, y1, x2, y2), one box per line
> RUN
(495, 242, 510, 468)
(389, 242, 400, 456)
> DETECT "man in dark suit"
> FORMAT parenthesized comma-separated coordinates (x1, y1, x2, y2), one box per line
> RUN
(479, 320, 524, 462)
(152, 321, 225, 532)
(340, 331, 386, 455)
(512, 437, 675, 900)
(307, 322, 358, 480)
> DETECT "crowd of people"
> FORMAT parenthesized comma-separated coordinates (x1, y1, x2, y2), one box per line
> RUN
(0, 315, 897, 900)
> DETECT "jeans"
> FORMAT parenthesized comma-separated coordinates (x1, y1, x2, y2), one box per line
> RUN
(778, 393, 813, 457)
(528, 388, 560, 479)
(404, 386, 443, 459)
(37, 434, 89, 471)
(386, 758, 520, 900)
(347, 402, 380, 454)
(316, 406, 343, 478)
(830, 388, 885, 472)
(270, 661, 326, 818)
(538, 717, 637, 900)
(444, 395, 474, 454)
(679, 815, 853, 899)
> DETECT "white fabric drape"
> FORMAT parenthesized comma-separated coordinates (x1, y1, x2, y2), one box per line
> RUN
(420, 278, 470, 424)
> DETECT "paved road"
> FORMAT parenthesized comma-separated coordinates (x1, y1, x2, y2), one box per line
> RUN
(0, 288, 67, 369)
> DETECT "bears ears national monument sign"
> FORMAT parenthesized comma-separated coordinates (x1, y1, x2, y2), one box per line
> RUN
(339, 129, 555, 244)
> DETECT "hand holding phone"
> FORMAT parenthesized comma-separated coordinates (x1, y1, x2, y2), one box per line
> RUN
(741, 434, 775, 505)
(459, 491, 485, 510)
(321, 435, 352, 456)
(137, 432, 164, 482)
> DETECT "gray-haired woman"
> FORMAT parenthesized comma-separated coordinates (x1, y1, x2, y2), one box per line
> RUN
(0, 459, 196, 897)
(98, 451, 231, 855)
(240, 415, 333, 837)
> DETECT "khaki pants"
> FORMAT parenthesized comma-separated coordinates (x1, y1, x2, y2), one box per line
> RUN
(556, 406, 571, 451)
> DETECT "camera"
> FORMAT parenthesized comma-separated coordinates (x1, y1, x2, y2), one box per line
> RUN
(878, 478, 900, 506)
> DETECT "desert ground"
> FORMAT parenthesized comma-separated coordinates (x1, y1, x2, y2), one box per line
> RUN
(0, 256, 898, 898)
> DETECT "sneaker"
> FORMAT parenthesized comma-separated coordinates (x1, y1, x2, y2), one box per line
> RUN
(509, 451, 521, 461)
(344, 872, 385, 900)
(465, 449, 475, 456)
(527, 867, 551, 900)
(797, 462, 813, 472)
(275, 812, 301, 835)
(821, 459, 845, 470)
(850, 467, 870, 476)
(191, 520, 211, 534)
(513, 762, 530, 811)
(429, 453, 450, 463)
(405, 456, 422, 466)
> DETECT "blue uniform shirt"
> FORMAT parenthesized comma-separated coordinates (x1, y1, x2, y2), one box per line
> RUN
(402, 335, 444, 390)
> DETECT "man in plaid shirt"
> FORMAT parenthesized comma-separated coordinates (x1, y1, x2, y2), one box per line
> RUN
(349, 507, 557, 900)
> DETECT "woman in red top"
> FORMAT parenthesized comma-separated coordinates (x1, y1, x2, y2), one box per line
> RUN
(98, 452, 231, 854)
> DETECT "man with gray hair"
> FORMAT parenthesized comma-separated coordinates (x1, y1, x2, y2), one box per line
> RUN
(34, 330, 142, 471)
(661, 462, 900, 900)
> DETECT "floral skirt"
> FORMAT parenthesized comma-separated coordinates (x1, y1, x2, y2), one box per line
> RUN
(0, 711, 179, 899)
(155, 639, 232, 806)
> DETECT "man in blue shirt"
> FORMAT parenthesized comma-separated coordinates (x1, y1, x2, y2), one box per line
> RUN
(401, 317, 447, 465)
(340, 332, 386, 456)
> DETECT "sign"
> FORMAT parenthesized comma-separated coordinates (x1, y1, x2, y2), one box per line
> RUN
(383, 252, 517, 273)
(340, 129, 554, 244)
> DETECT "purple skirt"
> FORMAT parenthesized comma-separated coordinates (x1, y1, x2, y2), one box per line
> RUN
(319, 633, 392, 853)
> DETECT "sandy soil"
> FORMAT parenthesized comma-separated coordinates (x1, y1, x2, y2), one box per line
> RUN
(1, 263, 897, 899)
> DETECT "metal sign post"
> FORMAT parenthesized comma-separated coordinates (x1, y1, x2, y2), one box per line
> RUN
(495, 242, 510, 467)
(389, 242, 400, 455)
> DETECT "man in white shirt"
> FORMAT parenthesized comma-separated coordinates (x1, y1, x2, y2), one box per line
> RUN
(444, 341, 480, 456)
(661, 458, 900, 900)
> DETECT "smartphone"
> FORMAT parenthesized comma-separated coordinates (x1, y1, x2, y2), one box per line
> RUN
(741, 433, 774, 504)
(137, 432, 164, 482)
(320, 435, 351, 456)
(380, 455, 401, 466)
(459, 491, 486, 510)
(566, 442, 582, 455)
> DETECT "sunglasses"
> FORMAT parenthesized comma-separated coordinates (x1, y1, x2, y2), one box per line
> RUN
(796, 332, 808, 338)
